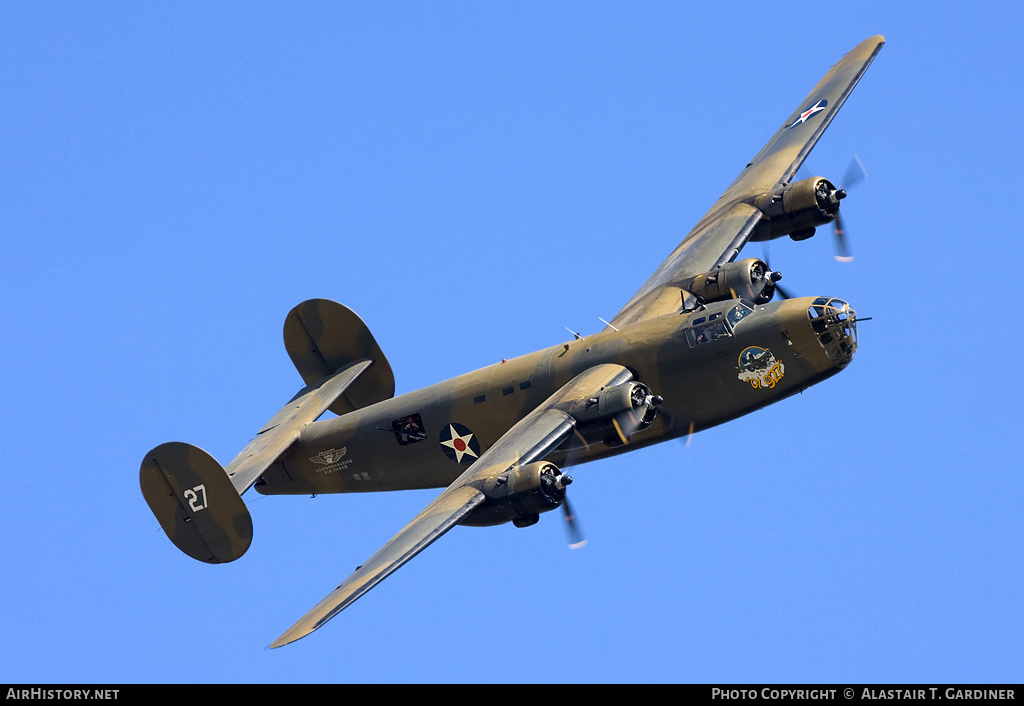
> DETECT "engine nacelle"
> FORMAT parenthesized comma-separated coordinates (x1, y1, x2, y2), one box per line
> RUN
(762, 176, 843, 240)
(569, 380, 661, 448)
(462, 461, 571, 528)
(681, 258, 780, 306)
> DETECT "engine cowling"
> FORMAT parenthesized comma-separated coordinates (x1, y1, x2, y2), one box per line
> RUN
(762, 176, 844, 240)
(462, 461, 571, 528)
(681, 258, 780, 306)
(569, 381, 661, 448)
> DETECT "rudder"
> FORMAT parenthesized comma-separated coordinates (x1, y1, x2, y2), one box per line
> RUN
(283, 299, 395, 416)
(140, 442, 253, 564)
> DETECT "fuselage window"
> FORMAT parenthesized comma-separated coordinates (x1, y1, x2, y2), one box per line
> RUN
(392, 414, 427, 445)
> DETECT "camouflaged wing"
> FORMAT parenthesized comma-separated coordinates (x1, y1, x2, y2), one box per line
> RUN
(609, 35, 885, 329)
(269, 363, 634, 648)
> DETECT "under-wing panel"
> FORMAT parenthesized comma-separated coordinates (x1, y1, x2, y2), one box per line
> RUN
(609, 35, 884, 329)
(269, 484, 485, 648)
(269, 363, 637, 647)
(223, 359, 374, 494)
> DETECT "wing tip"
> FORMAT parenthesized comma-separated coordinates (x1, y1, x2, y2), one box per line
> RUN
(268, 628, 307, 649)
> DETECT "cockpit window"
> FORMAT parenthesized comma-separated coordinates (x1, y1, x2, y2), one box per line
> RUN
(685, 302, 754, 348)
(727, 301, 754, 327)
(685, 317, 731, 347)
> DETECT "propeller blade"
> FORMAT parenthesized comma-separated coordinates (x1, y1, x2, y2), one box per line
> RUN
(842, 154, 867, 190)
(761, 245, 791, 300)
(832, 154, 866, 262)
(774, 282, 796, 300)
(833, 211, 853, 262)
(562, 496, 586, 549)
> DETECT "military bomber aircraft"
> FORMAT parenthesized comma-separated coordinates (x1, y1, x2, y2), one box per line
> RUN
(141, 36, 885, 648)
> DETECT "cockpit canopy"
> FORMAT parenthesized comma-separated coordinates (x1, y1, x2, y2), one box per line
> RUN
(684, 300, 754, 348)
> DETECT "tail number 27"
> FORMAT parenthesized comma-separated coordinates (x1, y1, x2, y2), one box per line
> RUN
(183, 485, 207, 512)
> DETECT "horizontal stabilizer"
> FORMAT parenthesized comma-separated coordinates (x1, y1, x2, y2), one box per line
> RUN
(140, 442, 253, 564)
(142, 359, 375, 563)
(223, 359, 373, 494)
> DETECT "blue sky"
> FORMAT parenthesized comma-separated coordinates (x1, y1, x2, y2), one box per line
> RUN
(2, 1, 1021, 684)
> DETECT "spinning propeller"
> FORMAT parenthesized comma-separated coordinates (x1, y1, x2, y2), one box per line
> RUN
(765, 155, 867, 299)
(537, 466, 586, 549)
(561, 492, 586, 550)
(552, 387, 663, 549)
(831, 155, 867, 262)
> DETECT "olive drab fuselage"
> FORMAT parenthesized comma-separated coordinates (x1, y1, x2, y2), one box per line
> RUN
(255, 295, 857, 497)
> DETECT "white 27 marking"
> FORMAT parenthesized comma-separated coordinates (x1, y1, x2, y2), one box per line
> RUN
(183, 484, 207, 512)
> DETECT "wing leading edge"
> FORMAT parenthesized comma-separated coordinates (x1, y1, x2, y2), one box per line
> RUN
(269, 363, 636, 648)
(609, 35, 885, 329)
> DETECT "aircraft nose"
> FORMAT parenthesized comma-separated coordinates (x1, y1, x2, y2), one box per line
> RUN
(806, 297, 858, 368)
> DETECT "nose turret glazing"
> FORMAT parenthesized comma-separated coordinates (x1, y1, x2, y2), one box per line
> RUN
(807, 297, 857, 367)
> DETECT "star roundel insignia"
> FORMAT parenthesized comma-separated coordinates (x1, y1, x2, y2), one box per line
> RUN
(439, 423, 481, 465)
(788, 98, 828, 128)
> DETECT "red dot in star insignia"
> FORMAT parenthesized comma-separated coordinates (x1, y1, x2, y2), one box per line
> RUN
(439, 423, 481, 464)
